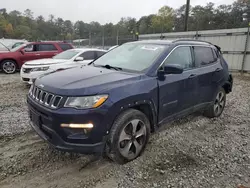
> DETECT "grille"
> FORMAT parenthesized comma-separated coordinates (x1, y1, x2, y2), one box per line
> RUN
(23, 68, 32, 73)
(30, 86, 63, 109)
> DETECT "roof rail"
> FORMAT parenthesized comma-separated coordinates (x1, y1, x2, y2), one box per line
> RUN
(172, 39, 212, 44)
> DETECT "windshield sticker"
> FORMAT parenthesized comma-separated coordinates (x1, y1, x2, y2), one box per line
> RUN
(141, 46, 162, 51)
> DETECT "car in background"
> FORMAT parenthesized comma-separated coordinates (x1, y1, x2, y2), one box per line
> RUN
(108, 45, 118, 51)
(11, 42, 27, 49)
(27, 39, 232, 164)
(0, 41, 73, 74)
(21, 48, 106, 84)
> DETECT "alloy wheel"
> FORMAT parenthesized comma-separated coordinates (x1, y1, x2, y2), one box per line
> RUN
(2, 61, 16, 74)
(118, 119, 147, 160)
(214, 91, 225, 116)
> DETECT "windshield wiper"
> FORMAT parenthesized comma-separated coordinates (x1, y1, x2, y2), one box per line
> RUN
(98, 64, 122, 71)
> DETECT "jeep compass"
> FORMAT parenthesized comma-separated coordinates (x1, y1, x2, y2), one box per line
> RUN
(27, 39, 233, 164)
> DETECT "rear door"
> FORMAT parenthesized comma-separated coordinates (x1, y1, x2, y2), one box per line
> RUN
(193, 46, 223, 104)
(158, 46, 199, 121)
(37, 44, 59, 59)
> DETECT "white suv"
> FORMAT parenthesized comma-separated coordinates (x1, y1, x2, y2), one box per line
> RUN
(20, 48, 106, 84)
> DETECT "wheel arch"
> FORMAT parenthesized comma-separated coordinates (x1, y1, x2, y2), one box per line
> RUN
(1, 58, 19, 69)
(109, 99, 158, 133)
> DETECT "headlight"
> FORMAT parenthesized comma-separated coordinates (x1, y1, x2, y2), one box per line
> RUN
(64, 95, 108, 109)
(31, 66, 49, 72)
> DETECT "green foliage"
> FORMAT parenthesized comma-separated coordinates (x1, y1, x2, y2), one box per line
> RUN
(0, 0, 249, 40)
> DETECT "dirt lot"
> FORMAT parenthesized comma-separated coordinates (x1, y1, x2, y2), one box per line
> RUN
(0, 73, 250, 188)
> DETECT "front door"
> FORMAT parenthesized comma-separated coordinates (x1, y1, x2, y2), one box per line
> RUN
(158, 46, 198, 122)
(20, 44, 41, 64)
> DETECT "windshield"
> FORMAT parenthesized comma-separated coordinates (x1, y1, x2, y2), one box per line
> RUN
(10, 43, 27, 52)
(53, 50, 80, 60)
(94, 43, 166, 72)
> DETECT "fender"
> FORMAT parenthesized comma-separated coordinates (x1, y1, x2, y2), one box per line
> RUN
(105, 97, 158, 132)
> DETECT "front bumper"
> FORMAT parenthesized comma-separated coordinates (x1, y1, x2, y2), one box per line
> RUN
(20, 69, 52, 84)
(30, 120, 105, 154)
(27, 96, 112, 154)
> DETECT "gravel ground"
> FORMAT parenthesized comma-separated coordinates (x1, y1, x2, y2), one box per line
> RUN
(0, 73, 250, 188)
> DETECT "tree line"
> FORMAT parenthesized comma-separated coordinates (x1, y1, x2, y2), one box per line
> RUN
(0, 0, 249, 41)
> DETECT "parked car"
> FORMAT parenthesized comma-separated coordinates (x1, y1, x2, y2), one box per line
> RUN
(11, 42, 27, 49)
(108, 45, 118, 51)
(0, 41, 73, 74)
(20, 48, 106, 84)
(27, 39, 233, 164)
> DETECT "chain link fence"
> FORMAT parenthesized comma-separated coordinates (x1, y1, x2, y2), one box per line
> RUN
(72, 35, 136, 50)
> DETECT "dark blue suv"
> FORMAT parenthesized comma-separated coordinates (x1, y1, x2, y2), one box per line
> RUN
(27, 39, 233, 164)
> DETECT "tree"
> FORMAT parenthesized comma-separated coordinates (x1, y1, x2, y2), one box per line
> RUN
(0, 1, 249, 41)
(24, 9, 33, 19)
(151, 6, 174, 33)
(5, 23, 13, 37)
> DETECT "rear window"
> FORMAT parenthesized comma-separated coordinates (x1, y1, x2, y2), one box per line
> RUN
(38, 44, 57, 51)
(58, 43, 73, 51)
(193, 46, 216, 66)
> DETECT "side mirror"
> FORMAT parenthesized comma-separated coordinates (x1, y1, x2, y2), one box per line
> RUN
(74, 57, 84, 61)
(20, 49, 25, 54)
(159, 64, 183, 75)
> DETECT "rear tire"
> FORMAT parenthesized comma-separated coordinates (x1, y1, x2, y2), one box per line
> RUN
(105, 109, 150, 164)
(1, 60, 17, 74)
(204, 87, 226, 118)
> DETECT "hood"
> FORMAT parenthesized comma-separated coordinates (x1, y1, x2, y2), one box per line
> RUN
(35, 65, 141, 96)
(0, 51, 12, 54)
(25, 58, 68, 66)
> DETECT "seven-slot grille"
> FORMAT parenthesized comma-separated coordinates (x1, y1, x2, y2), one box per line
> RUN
(30, 86, 63, 109)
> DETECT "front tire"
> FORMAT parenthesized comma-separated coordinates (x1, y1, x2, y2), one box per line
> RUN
(1, 60, 17, 74)
(204, 87, 226, 118)
(106, 109, 150, 164)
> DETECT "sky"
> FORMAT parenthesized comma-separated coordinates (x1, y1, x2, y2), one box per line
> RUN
(3, 0, 235, 24)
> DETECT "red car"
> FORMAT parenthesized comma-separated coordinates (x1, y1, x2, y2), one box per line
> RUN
(0, 41, 74, 74)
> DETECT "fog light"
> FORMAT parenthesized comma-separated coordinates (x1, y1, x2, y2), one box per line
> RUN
(61, 123, 94, 129)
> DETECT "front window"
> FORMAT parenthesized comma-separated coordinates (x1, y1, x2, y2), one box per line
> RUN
(53, 50, 80, 60)
(163, 46, 193, 69)
(93, 43, 166, 72)
(10, 43, 27, 52)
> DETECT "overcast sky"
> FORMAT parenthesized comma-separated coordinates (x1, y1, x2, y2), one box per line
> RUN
(3, 0, 235, 24)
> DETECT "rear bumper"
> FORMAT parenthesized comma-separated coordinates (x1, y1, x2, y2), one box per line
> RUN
(227, 74, 233, 93)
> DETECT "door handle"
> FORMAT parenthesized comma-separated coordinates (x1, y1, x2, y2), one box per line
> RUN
(215, 68, 222, 72)
(35, 54, 41, 56)
(188, 74, 197, 79)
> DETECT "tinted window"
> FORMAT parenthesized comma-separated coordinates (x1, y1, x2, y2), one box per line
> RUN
(59, 43, 73, 51)
(38, 44, 57, 51)
(81, 51, 96, 60)
(194, 47, 216, 66)
(164, 46, 193, 69)
(96, 51, 106, 58)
